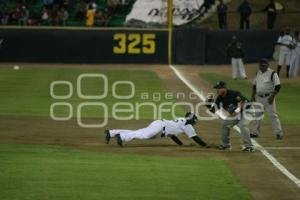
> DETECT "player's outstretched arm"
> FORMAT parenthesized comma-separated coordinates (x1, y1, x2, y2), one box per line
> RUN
(191, 136, 209, 147)
(169, 135, 183, 146)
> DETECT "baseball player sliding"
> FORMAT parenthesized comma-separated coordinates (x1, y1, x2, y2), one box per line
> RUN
(104, 112, 209, 148)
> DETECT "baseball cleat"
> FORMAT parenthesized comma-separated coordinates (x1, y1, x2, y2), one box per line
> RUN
(217, 145, 231, 150)
(105, 129, 111, 144)
(242, 147, 255, 152)
(250, 133, 259, 138)
(115, 134, 123, 147)
(276, 134, 283, 140)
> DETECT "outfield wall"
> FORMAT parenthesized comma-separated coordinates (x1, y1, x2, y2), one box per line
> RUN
(0, 27, 279, 65)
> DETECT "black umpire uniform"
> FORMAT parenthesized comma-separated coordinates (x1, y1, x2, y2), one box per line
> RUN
(207, 81, 254, 152)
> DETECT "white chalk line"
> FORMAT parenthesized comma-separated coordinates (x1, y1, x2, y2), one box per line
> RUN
(168, 64, 300, 188)
(265, 147, 300, 150)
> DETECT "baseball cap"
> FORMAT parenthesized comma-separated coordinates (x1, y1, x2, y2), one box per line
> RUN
(259, 58, 269, 66)
(213, 81, 226, 89)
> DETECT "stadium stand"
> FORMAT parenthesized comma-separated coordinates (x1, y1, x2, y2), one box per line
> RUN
(0, 0, 135, 26)
(0, 0, 299, 29)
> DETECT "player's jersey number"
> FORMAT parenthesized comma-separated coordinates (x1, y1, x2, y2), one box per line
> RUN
(113, 33, 156, 54)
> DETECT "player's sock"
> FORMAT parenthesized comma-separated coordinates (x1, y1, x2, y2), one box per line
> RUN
(276, 65, 282, 75)
(286, 65, 290, 78)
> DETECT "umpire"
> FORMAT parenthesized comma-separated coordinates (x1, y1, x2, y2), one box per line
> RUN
(207, 81, 254, 152)
(251, 59, 284, 139)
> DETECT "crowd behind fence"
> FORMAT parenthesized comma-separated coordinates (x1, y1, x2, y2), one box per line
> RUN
(0, 0, 299, 30)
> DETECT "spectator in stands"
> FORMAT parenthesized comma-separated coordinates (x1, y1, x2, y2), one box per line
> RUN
(19, 6, 29, 25)
(41, 7, 50, 25)
(227, 36, 247, 79)
(87, 0, 97, 11)
(27, 11, 39, 25)
(238, 0, 252, 30)
(263, 0, 277, 30)
(107, 0, 119, 14)
(103, 8, 112, 25)
(94, 9, 112, 26)
(51, 4, 59, 25)
(86, 4, 95, 26)
(75, 0, 86, 22)
(94, 10, 105, 26)
(0, 6, 10, 25)
(58, 6, 68, 26)
(11, 6, 22, 25)
(217, 0, 227, 29)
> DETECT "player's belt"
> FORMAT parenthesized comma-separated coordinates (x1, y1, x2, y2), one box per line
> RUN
(257, 93, 270, 98)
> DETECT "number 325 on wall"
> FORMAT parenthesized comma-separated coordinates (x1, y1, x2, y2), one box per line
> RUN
(113, 33, 156, 54)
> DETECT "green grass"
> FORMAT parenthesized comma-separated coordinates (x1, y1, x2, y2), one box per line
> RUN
(0, 67, 184, 119)
(200, 73, 300, 124)
(0, 144, 253, 200)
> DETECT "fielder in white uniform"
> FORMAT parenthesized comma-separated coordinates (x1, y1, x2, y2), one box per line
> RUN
(289, 30, 300, 78)
(251, 59, 283, 139)
(276, 29, 293, 78)
(104, 112, 209, 147)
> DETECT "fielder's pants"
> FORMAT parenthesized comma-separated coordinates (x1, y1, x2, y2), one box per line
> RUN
(252, 95, 283, 136)
(231, 58, 247, 79)
(109, 120, 165, 142)
(289, 53, 299, 77)
(221, 115, 253, 148)
(278, 50, 291, 66)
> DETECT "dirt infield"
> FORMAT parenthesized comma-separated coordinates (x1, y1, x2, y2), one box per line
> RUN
(0, 63, 299, 199)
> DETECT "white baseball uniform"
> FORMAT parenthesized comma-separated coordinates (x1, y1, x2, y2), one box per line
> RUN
(109, 118, 197, 142)
(231, 58, 247, 79)
(252, 68, 283, 136)
(277, 34, 293, 66)
(289, 38, 300, 77)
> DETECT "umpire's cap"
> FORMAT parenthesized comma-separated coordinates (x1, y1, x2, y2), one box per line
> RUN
(259, 58, 269, 66)
(213, 81, 226, 89)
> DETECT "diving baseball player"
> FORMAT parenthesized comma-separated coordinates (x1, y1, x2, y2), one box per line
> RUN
(251, 59, 283, 139)
(104, 112, 209, 147)
(276, 29, 293, 77)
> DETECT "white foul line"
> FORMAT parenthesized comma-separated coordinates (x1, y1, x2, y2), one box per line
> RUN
(168, 64, 300, 188)
(265, 147, 300, 150)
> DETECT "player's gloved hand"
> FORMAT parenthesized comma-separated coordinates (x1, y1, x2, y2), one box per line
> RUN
(268, 95, 275, 104)
(227, 104, 237, 114)
(206, 93, 214, 102)
(206, 98, 214, 103)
